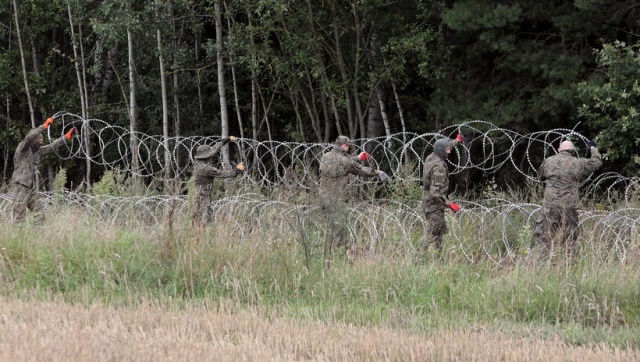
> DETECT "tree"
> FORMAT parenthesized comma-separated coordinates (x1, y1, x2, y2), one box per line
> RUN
(578, 41, 640, 175)
(434, 0, 640, 131)
(11, 0, 35, 128)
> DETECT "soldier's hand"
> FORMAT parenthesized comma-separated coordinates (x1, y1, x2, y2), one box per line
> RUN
(64, 127, 77, 140)
(377, 170, 389, 182)
(358, 152, 370, 161)
(43, 117, 54, 129)
(456, 132, 464, 143)
(586, 139, 597, 148)
(448, 203, 460, 213)
(229, 136, 237, 142)
(235, 162, 245, 172)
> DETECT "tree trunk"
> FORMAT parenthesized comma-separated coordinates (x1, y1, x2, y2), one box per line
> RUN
(224, 1, 244, 140)
(305, 0, 333, 143)
(376, 87, 391, 138)
(366, 31, 386, 140)
(12, 0, 35, 128)
(215, 0, 230, 163)
(128, 26, 140, 182)
(171, 12, 182, 172)
(156, 6, 171, 185)
(331, 5, 356, 138)
(351, 2, 366, 140)
(67, 3, 92, 189)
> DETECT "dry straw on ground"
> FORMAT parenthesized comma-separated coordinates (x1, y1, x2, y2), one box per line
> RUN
(0, 298, 637, 362)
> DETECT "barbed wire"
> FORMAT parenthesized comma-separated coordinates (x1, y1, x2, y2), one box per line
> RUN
(0, 192, 637, 265)
(45, 112, 629, 190)
(2, 112, 638, 265)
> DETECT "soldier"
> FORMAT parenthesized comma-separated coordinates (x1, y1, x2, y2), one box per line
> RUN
(533, 139, 602, 262)
(422, 134, 463, 256)
(10, 117, 76, 223)
(319, 135, 388, 263)
(191, 136, 245, 229)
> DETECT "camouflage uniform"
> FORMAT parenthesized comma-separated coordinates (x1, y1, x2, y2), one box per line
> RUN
(533, 146, 602, 260)
(319, 136, 379, 256)
(422, 138, 459, 251)
(191, 138, 241, 228)
(10, 125, 66, 223)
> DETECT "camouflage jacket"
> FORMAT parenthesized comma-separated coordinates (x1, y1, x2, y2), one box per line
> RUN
(538, 148, 602, 208)
(11, 126, 66, 188)
(193, 160, 240, 187)
(319, 146, 377, 206)
(422, 152, 450, 212)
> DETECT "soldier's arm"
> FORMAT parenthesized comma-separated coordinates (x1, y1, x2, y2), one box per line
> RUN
(579, 147, 603, 176)
(208, 137, 232, 159)
(429, 164, 449, 205)
(346, 157, 378, 178)
(201, 163, 240, 179)
(39, 136, 67, 156)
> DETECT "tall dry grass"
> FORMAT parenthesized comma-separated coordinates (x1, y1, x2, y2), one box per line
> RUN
(1, 192, 640, 359)
(0, 298, 638, 362)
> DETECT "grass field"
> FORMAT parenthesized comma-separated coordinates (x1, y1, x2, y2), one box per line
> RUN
(1, 201, 639, 361)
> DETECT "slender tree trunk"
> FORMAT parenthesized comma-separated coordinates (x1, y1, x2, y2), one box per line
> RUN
(128, 26, 139, 182)
(224, 1, 244, 140)
(68, 4, 87, 117)
(195, 38, 204, 134)
(391, 80, 408, 160)
(351, 2, 366, 140)
(67, 3, 92, 189)
(214, 0, 230, 163)
(366, 31, 386, 140)
(305, 0, 332, 143)
(171, 12, 182, 171)
(156, 7, 171, 185)
(12, 0, 35, 128)
(376, 87, 391, 145)
(248, 11, 258, 142)
(78, 25, 92, 188)
(4, 16, 12, 185)
(331, 3, 356, 138)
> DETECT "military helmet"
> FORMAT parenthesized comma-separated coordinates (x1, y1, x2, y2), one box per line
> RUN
(335, 135, 352, 146)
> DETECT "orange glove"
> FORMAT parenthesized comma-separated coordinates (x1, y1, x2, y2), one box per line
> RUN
(358, 152, 370, 161)
(448, 203, 460, 213)
(65, 127, 77, 140)
(43, 117, 54, 129)
(456, 133, 464, 143)
(235, 162, 245, 172)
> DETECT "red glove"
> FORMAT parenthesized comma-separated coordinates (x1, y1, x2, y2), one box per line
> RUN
(358, 152, 370, 161)
(448, 203, 460, 213)
(456, 133, 464, 143)
(43, 117, 54, 129)
(65, 127, 77, 140)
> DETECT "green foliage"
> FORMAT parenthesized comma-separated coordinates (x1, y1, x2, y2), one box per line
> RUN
(578, 41, 640, 174)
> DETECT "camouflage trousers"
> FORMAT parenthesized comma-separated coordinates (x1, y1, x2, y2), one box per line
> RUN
(320, 200, 351, 265)
(10, 183, 44, 224)
(533, 207, 580, 262)
(424, 208, 447, 252)
(191, 183, 213, 229)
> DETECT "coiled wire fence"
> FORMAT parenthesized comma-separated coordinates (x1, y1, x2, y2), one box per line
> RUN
(1, 112, 639, 264)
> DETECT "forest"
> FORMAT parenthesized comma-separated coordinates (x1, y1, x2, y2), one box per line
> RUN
(0, 0, 639, 189)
